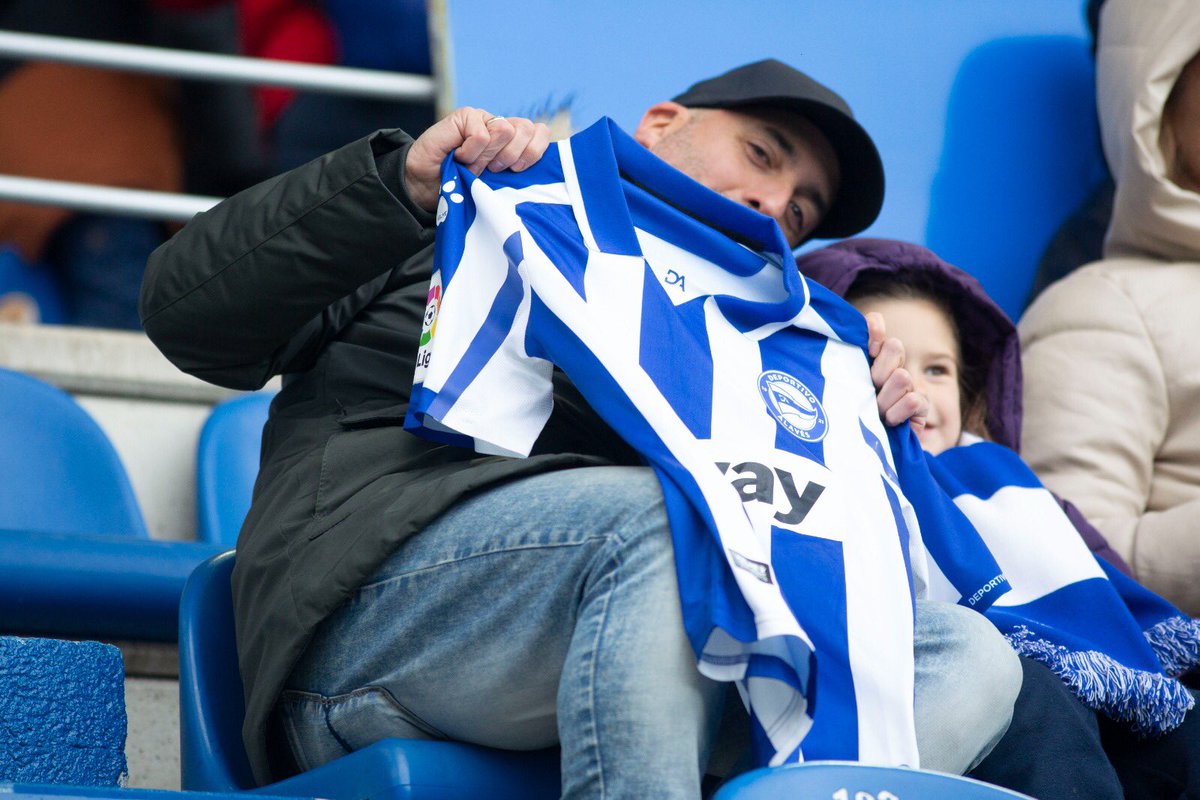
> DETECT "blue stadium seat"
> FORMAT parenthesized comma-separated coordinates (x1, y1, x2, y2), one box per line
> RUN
(0, 366, 146, 538)
(0, 367, 222, 640)
(196, 392, 275, 546)
(179, 551, 561, 800)
(715, 761, 1034, 799)
(926, 36, 1109, 319)
(0, 788, 293, 800)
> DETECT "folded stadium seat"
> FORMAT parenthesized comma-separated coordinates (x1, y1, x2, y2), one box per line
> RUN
(0, 636, 127, 786)
(715, 761, 1034, 799)
(179, 551, 561, 800)
(196, 392, 275, 547)
(0, 367, 223, 640)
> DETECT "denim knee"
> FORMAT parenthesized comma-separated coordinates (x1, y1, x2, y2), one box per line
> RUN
(572, 468, 678, 595)
(913, 601, 1021, 774)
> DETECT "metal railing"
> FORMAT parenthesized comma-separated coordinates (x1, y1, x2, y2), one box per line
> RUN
(0, 30, 438, 220)
(0, 31, 435, 100)
(0, 175, 220, 222)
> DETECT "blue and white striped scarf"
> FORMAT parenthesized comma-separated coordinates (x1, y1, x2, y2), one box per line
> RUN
(917, 435, 1200, 734)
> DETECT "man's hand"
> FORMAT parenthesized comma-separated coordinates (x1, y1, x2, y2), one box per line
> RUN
(865, 311, 929, 431)
(405, 107, 552, 213)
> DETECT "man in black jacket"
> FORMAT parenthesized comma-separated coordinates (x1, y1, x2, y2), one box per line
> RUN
(142, 60, 1020, 798)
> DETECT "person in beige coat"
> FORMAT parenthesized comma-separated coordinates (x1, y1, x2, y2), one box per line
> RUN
(1020, 0, 1200, 615)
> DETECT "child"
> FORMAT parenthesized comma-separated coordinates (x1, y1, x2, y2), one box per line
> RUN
(797, 237, 1200, 800)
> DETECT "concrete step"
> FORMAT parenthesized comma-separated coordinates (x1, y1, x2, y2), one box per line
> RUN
(125, 677, 179, 790)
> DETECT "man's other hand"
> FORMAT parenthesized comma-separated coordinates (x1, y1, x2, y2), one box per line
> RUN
(866, 311, 929, 431)
(406, 108, 552, 213)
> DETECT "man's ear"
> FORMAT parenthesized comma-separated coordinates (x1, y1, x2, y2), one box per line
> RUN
(632, 101, 692, 148)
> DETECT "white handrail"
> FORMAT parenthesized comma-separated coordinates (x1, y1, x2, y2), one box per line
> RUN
(0, 175, 220, 221)
(0, 30, 435, 101)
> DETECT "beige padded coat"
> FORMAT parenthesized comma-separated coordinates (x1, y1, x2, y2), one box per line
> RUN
(1019, 0, 1200, 614)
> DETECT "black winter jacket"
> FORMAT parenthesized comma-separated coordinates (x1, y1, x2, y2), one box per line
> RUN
(141, 129, 636, 784)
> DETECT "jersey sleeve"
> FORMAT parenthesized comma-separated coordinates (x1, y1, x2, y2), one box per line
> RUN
(404, 156, 555, 458)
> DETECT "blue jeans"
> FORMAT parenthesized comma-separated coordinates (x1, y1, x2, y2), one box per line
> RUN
(279, 467, 1019, 798)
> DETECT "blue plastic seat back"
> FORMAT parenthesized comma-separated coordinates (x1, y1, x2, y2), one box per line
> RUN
(178, 551, 562, 800)
(716, 761, 1034, 799)
(0, 367, 147, 537)
(178, 550, 255, 792)
(196, 393, 274, 546)
(926, 36, 1109, 320)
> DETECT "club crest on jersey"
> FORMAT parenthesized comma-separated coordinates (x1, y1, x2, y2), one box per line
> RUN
(758, 370, 828, 443)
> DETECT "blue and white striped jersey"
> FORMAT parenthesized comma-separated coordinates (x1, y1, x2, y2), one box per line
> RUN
(406, 117, 926, 766)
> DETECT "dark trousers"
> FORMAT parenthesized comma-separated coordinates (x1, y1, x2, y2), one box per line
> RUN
(969, 656, 1200, 799)
(1101, 696, 1200, 800)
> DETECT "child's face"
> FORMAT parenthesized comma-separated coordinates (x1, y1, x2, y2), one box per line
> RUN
(852, 295, 963, 455)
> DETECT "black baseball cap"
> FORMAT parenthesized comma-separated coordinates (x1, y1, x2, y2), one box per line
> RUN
(672, 58, 885, 240)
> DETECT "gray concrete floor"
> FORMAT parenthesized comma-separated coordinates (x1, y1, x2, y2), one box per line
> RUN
(124, 677, 180, 790)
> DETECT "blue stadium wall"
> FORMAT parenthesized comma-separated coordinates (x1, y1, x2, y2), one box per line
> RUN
(441, 0, 1102, 320)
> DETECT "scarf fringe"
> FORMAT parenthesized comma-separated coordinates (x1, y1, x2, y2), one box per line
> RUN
(1145, 616, 1200, 676)
(1006, 626, 1195, 737)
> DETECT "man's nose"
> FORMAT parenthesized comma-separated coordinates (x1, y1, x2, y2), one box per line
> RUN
(745, 191, 788, 220)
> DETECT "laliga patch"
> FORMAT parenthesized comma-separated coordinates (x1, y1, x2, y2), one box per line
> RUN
(420, 281, 441, 346)
(758, 370, 828, 443)
(414, 272, 442, 379)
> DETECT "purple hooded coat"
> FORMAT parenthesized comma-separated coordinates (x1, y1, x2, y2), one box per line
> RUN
(796, 237, 1131, 575)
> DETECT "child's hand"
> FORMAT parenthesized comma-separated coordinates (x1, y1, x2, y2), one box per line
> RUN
(865, 311, 929, 431)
